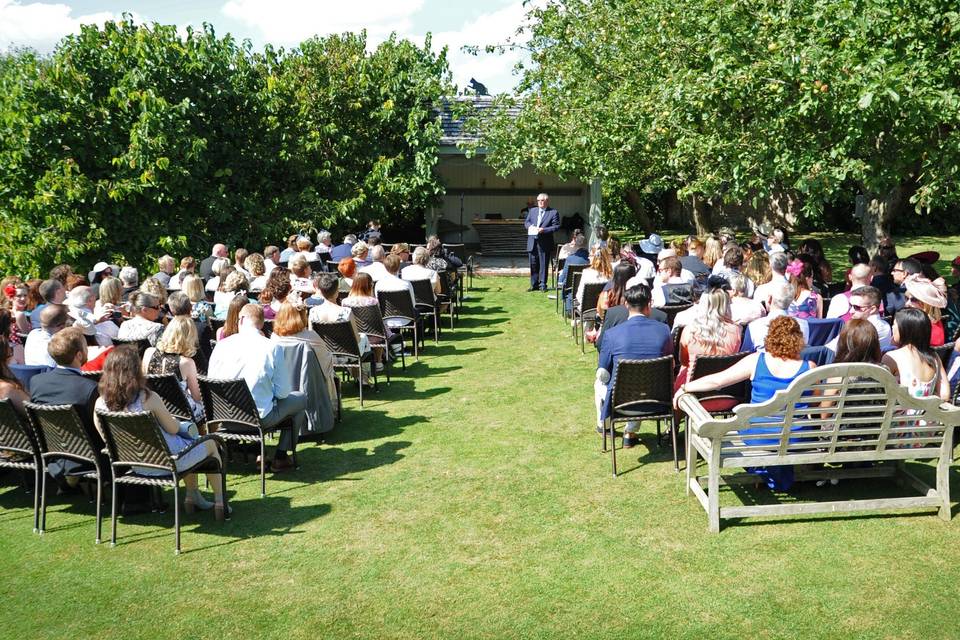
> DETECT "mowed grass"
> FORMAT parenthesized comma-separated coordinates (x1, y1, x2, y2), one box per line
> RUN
(2, 274, 960, 639)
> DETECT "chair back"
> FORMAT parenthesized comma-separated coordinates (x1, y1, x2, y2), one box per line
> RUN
(24, 402, 100, 462)
(262, 319, 274, 338)
(312, 321, 362, 359)
(933, 342, 955, 371)
(147, 374, 194, 423)
(351, 303, 390, 342)
(660, 303, 693, 330)
(443, 243, 468, 263)
(671, 326, 683, 365)
(409, 279, 436, 309)
(379, 289, 416, 322)
(563, 264, 587, 295)
(437, 271, 455, 300)
(688, 352, 751, 411)
(80, 370, 101, 383)
(112, 337, 151, 357)
(609, 356, 674, 418)
(84, 333, 100, 347)
(96, 409, 172, 473)
(197, 376, 261, 431)
(9, 364, 52, 389)
(210, 317, 226, 339)
(0, 398, 39, 459)
(579, 282, 606, 314)
(807, 317, 843, 347)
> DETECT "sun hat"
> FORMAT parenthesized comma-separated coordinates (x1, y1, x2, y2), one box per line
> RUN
(904, 274, 947, 309)
(92, 261, 110, 274)
(639, 233, 664, 255)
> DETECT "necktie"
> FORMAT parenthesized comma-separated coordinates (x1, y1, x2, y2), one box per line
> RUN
(537, 208, 545, 228)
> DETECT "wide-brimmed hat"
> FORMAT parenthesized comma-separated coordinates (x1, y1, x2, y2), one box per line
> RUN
(904, 274, 947, 309)
(92, 261, 110, 274)
(907, 250, 939, 265)
(639, 233, 664, 254)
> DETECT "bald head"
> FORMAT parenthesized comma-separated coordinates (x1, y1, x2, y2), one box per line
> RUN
(850, 263, 872, 288)
(212, 243, 228, 258)
(39, 303, 69, 332)
(238, 303, 264, 329)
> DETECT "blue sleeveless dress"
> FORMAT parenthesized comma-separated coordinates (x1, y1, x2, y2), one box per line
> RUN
(741, 353, 811, 490)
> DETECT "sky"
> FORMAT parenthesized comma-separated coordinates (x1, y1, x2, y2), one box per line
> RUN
(0, 0, 539, 93)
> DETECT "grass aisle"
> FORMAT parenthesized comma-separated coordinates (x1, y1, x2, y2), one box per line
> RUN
(2, 276, 960, 639)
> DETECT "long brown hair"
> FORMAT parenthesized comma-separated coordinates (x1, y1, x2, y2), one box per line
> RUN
(99, 346, 147, 411)
(222, 295, 247, 339)
(0, 309, 22, 389)
(834, 318, 881, 364)
(349, 272, 374, 298)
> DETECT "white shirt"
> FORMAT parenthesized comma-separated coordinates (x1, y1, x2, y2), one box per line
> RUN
(208, 325, 291, 419)
(375, 273, 416, 311)
(826, 314, 892, 352)
(264, 258, 277, 275)
(360, 261, 391, 283)
(401, 264, 439, 288)
(24, 328, 56, 367)
(635, 257, 656, 282)
(746, 309, 809, 350)
(117, 315, 163, 346)
(68, 304, 116, 347)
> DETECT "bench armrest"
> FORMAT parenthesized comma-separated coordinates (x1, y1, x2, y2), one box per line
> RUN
(677, 393, 714, 436)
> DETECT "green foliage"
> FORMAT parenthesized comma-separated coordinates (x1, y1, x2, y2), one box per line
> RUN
(471, 0, 960, 244)
(0, 19, 450, 277)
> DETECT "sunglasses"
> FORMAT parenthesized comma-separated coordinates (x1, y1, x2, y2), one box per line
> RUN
(891, 267, 905, 273)
(849, 303, 873, 312)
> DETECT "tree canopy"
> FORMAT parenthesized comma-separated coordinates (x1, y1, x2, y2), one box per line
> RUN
(471, 0, 960, 250)
(0, 18, 450, 276)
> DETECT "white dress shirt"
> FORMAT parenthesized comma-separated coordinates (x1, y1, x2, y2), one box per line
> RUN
(208, 325, 291, 418)
(400, 264, 440, 292)
(24, 328, 56, 367)
(375, 273, 416, 310)
(360, 261, 391, 283)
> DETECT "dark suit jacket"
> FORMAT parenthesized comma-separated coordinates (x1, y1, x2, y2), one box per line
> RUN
(597, 314, 673, 419)
(596, 305, 667, 352)
(199, 255, 218, 280)
(30, 367, 101, 475)
(524, 207, 560, 252)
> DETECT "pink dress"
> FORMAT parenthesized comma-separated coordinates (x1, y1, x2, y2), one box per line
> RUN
(788, 290, 820, 319)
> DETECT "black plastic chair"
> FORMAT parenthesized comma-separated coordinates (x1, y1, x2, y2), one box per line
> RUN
(573, 281, 606, 353)
(24, 402, 106, 543)
(0, 399, 42, 532)
(80, 370, 101, 384)
(602, 356, 674, 477)
(409, 279, 440, 344)
(197, 377, 295, 497)
(558, 264, 587, 315)
(111, 337, 151, 357)
(96, 409, 227, 554)
(934, 342, 955, 371)
(262, 319, 274, 338)
(378, 289, 420, 361)
(147, 374, 203, 432)
(311, 321, 377, 406)
(351, 302, 400, 375)
(436, 271, 458, 329)
(659, 304, 693, 331)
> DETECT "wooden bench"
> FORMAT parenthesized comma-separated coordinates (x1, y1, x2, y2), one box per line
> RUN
(677, 363, 960, 532)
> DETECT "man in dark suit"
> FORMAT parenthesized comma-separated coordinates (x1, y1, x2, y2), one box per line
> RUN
(199, 243, 229, 280)
(524, 193, 560, 291)
(29, 327, 100, 486)
(595, 285, 672, 447)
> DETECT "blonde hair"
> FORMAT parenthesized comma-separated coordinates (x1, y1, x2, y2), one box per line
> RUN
(182, 275, 205, 303)
(590, 248, 613, 279)
(98, 276, 122, 305)
(273, 302, 307, 336)
(288, 254, 310, 278)
(743, 250, 772, 286)
(703, 237, 723, 268)
(691, 288, 734, 351)
(140, 277, 167, 304)
(155, 315, 198, 357)
(244, 253, 265, 277)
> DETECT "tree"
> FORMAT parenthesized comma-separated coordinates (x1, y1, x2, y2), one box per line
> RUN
(471, 0, 960, 251)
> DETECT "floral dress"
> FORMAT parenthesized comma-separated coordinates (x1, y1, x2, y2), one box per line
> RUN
(788, 290, 820, 319)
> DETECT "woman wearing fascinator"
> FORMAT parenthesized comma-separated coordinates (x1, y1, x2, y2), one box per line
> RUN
(786, 256, 822, 319)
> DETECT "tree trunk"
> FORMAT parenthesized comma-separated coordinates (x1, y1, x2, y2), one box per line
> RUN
(860, 183, 911, 255)
(691, 194, 713, 236)
(623, 189, 654, 234)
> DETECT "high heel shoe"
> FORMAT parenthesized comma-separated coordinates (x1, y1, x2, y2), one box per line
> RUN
(184, 489, 214, 513)
(214, 502, 233, 522)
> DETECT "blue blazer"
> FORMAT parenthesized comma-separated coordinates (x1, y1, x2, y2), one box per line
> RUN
(598, 315, 672, 419)
(524, 207, 561, 252)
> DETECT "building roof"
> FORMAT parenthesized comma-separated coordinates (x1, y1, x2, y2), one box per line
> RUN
(437, 95, 521, 148)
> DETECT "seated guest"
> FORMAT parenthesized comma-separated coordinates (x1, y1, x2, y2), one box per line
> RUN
(351, 241, 372, 268)
(25, 304, 69, 367)
(558, 228, 584, 261)
(883, 307, 950, 401)
(142, 316, 205, 422)
(288, 254, 314, 296)
(745, 282, 809, 349)
(11, 282, 32, 338)
(374, 255, 416, 310)
(205, 258, 232, 293)
(167, 256, 196, 291)
(29, 327, 99, 486)
(294, 236, 317, 262)
(200, 243, 229, 280)
(849, 245, 870, 266)
(118, 266, 139, 302)
(66, 286, 116, 347)
(702, 236, 723, 272)
(787, 256, 822, 319)
(337, 257, 356, 294)
(728, 274, 765, 325)
(827, 263, 874, 320)
(49, 264, 74, 287)
(263, 245, 281, 274)
(681, 238, 711, 283)
(96, 346, 226, 516)
(596, 284, 672, 447)
(182, 275, 213, 322)
(94, 276, 123, 319)
(279, 235, 298, 263)
(89, 262, 112, 297)
(832, 318, 882, 365)
(743, 249, 771, 290)
(361, 219, 382, 243)
(258, 267, 293, 320)
(752, 251, 789, 304)
(309, 273, 354, 325)
(330, 234, 358, 262)
(886, 257, 923, 315)
(117, 292, 164, 346)
(233, 248, 251, 279)
(715, 246, 755, 297)
(826, 285, 892, 351)
(360, 245, 390, 283)
(401, 247, 440, 295)
(389, 242, 411, 264)
(651, 256, 691, 307)
(558, 233, 590, 287)
(208, 303, 306, 472)
(245, 253, 268, 291)
(904, 274, 948, 346)
(659, 248, 696, 283)
(0, 309, 29, 411)
(675, 286, 742, 389)
(217, 296, 246, 341)
(343, 272, 394, 368)
(675, 316, 816, 490)
(596, 262, 635, 322)
(270, 302, 337, 401)
(315, 231, 333, 259)
(426, 236, 463, 272)
(214, 272, 250, 320)
(575, 248, 612, 310)
(153, 255, 176, 288)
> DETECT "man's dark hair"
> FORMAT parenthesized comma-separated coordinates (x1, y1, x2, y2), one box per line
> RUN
(900, 258, 922, 276)
(850, 285, 881, 308)
(869, 255, 888, 275)
(316, 272, 339, 299)
(624, 284, 651, 311)
(723, 246, 744, 269)
(848, 245, 870, 265)
(39, 278, 63, 302)
(49, 264, 73, 285)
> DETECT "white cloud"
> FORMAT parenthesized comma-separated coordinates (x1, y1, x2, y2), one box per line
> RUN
(222, 0, 425, 45)
(0, 0, 129, 52)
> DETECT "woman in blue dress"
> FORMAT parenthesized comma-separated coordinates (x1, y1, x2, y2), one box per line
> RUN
(674, 316, 817, 490)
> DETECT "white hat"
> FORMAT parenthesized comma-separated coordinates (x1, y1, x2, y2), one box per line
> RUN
(92, 261, 110, 274)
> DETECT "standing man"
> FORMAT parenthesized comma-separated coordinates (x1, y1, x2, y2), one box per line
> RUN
(524, 192, 560, 292)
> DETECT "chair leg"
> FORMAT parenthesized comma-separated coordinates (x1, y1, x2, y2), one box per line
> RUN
(110, 477, 118, 546)
(434, 313, 439, 345)
(610, 421, 618, 477)
(173, 481, 181, 555)
(358, 366, 364, 407)
(95, 474, 102, 545)
(601, 418, 608, 453)
(656, 420, 662, 448)
(580, 321, 586, 354)
(32, 467, 40, 533)
(670, 414, 680, 472)
(39, 463, 47, 535)
(413, 326, 419, 361)
(685, 419, 694, 496)
(259, 438, 266, 498)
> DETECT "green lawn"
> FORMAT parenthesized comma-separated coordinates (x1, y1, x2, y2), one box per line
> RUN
(3, 276, 960, 639)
